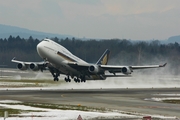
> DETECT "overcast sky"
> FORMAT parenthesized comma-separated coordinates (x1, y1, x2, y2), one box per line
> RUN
(0, 0, 180, 40)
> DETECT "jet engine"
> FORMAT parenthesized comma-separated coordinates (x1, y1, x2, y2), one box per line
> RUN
(17, 63, 27, 70)
(88, 65, 99, 73)
(29, 63, 39, 71)
(122, 67, 132, 74)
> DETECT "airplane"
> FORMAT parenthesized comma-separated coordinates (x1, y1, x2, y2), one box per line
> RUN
(12, 38, 167, 83)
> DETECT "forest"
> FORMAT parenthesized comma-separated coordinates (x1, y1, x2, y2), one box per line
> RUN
(0, 35, 180, 75)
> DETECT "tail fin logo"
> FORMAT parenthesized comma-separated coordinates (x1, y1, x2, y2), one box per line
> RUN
(101, 53, 108, 65)
(96, 49, 110, 65)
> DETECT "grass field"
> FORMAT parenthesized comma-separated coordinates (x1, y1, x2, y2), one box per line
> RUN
(0, 79, 65, 88)
(162, 100, 180, 104)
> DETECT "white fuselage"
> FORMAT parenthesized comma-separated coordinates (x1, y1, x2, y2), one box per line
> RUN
(37, 39, 89, 77)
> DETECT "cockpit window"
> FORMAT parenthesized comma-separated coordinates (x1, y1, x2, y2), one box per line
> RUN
(43, 39, 49, 42)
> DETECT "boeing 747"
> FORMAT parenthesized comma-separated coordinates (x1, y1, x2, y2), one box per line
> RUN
(12, 39, 166, 82)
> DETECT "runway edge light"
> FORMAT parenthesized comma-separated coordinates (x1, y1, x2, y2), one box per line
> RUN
(143, 116, 151, 120)
(4, 111, 8, 120)
(77, 114, 83, 120)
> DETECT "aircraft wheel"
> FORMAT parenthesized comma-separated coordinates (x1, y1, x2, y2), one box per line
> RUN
(77, 78, 80, 83)
(81, 79, 86, 82)
(64, 78, 67, 82)
(74, 78, 77, 83)
(80, 76, 86, 82)
(54, 77, 59, 81)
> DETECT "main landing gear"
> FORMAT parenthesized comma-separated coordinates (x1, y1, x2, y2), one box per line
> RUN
(64, 76, 86, 83)
(74, 76, 86, 83)
(64, 76, 71, 82)
(74, 78, 80, 83)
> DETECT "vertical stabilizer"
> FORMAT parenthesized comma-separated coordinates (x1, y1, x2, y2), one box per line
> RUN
(96, 49, 110, 65)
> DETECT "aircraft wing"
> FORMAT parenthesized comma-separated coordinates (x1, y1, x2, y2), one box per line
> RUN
(68, 61, 166, 74)
(11, 57, 48, 71)
(11, 57, 45, 64)
(100, 63, 167, 74)
(131, 63, 167, 69)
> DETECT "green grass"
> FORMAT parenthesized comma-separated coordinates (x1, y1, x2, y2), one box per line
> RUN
(162, 99, 180, 104)
(0, 108, 22, 117)
(6, 102, 107, 112)
(0, 108, 45, 117)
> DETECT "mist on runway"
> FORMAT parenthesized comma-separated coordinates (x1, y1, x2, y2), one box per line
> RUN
(1, 67, 180, 89)
(53, 76, 179, 89)
(52, 62, 179, 89)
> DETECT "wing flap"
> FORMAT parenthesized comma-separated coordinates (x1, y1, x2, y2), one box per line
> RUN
(104, 74, 131, 77)
(67, 62, 89, 71)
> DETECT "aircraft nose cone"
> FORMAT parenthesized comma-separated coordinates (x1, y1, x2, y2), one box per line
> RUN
(37, 42, 44, 58)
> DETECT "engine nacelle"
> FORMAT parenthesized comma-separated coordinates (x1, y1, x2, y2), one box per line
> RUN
(122, 67, 131, 74)
(17, 63, 27, 70)
(29, 63, 39, 71)
(88, 65, 100, 73)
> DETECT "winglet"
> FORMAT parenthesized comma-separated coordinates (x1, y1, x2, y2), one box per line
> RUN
(11, 57, 16, 62)
(159, 63, 167, 67)
(11, 57, 21, 63)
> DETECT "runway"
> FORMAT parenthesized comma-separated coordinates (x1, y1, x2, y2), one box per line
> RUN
(0, 68, 180, 119)
(0, 88, 180, 118)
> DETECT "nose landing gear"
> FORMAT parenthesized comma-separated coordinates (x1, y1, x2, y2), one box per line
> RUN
(49, 68, 60, 81)
(53, 73, 60, 81)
